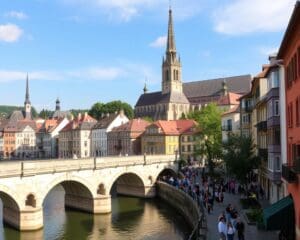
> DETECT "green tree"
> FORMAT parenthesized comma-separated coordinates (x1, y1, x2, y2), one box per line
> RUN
(39, 109, 54, 119)
(187, 103, 222, 174)
(89, 100, 134, 119)
(222, 134, 260, 185)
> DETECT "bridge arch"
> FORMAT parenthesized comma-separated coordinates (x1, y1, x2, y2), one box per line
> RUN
(40, 175, 96, 213)
(0, 184, 22, 229)
(108, 172, 146, 198)
(155, 168, 178, 182)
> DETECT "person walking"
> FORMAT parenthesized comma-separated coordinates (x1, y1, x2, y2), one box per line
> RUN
(236, 217, 245, 240)
(218, 217, 227, 240)
(227, 222, 235, 240)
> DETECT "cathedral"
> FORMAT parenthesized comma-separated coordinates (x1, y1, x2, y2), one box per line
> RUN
(135, 8, 251, 120)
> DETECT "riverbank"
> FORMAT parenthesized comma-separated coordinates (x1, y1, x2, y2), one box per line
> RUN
(156, 181, 207, 239)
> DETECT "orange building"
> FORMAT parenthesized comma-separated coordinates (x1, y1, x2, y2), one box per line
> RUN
(278, 2, 300, 239)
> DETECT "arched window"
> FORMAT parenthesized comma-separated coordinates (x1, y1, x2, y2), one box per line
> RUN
(25, 194, 36, 208)
(97, 184, 106, 195)
(165, 70, 169, 81)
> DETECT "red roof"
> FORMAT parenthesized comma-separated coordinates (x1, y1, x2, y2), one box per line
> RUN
(61, 113, 96, 132)
(111, 119, 150, 132)
(217, 92, 242, 106)
(222, 105, 240, 116)
(150, 120, 197, 135)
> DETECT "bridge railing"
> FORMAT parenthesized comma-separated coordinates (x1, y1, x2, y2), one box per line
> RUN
(0, 154, 177, 177)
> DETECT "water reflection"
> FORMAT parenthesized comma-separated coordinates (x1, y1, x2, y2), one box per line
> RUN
(0, 186, 190, 240)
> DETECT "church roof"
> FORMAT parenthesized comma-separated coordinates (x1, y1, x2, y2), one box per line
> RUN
(183, 75, 251, 99)
(135, 91, 189, 107)
(52, 110, 71, 119)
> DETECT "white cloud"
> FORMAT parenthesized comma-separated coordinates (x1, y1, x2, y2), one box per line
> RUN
(149, 35, 167, 48)
(259, 46, 278, 56)
(62, 0, 203, 22)
(0, 66, 127, 82)
(4, 11, 28, 20)
(0, 24, 23, 42)
(213, 0, 295, 35)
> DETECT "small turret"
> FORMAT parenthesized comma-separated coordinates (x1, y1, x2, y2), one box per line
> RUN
(55, 98, 61, 111)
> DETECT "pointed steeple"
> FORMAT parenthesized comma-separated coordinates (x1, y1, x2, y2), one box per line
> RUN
(24, 74, 31, 105)
(166, 6, 176, 54)
(55, 98, 61, 111)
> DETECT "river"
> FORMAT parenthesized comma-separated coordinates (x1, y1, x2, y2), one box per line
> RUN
(0, 185, 191, 240)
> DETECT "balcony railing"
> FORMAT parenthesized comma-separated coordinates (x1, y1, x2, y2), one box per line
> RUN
(256, 121, 267, 131)
(222, 125, 232, 131)
(282, 164, 297, 183)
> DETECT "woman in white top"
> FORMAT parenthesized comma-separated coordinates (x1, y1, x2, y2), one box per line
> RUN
(227, 222, 235, 240)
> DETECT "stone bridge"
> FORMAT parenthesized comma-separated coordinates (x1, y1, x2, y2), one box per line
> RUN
(0, 154, 178, 231)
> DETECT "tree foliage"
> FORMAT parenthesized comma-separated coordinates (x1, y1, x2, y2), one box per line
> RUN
(187, 103, 222, 174)
(39, 109, 54, 119)
(89, 100, 134, 119)
(222, 134, 260, 184)
(0, 105, 38, 118)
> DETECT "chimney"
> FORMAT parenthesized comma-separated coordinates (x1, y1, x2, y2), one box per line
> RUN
(70, 114, 74, 121)
(119, 109, 124, 116)
(84, 112, 88, 118)
(106, 113, 110, 117)
(268, 53, 277, 65)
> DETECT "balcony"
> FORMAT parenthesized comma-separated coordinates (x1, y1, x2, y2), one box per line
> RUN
(267, 169, 281, 183)
(256, 121, 267, 131)
(222, 125, 232, 131)
(282, 164, 297, 183)
(258, 148, 268, 161)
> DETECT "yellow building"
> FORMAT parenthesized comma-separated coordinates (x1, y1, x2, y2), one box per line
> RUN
(142, 120, 196, 155)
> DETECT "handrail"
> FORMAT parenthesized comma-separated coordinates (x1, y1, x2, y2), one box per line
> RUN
(0, 154, 177, 178)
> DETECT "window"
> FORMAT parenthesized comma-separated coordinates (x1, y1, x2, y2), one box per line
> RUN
(274, 156, 281, 172)
(274, 100, 280, 116)
(227, 119, 232, 131)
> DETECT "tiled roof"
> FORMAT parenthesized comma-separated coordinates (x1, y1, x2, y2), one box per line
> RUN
(222, 105, 240, 116)
(92, 113, 118, 129)
(61, 113, 96, 132)
(149, 119, 196, 135)
(111, 119, 150, 132)
(135, 91, 189, 107)
(135, 75, 251, 107)
(52, 110, 72, 119)
(217, 92, 242, 106)
(183, 75, 251, 98)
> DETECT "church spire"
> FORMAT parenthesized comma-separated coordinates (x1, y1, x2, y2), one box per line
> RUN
(166, 6, 176, 54)
(25, 73, 31, 105)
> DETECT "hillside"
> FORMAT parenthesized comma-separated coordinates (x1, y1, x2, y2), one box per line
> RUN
(0, 105, 38, 118)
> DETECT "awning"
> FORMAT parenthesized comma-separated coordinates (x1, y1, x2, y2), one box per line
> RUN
(263, 195, 294, 230)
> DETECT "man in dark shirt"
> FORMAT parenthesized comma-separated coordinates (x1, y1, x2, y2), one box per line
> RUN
(236, 217, 245, 240)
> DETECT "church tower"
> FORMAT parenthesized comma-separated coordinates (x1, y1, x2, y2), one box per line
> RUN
(55, 98, 61, 111)
(162, 7, 182, 94)
(24, 74, 32, 119)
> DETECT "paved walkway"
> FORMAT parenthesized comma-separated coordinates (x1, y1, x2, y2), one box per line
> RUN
(205, 191, 278, 240)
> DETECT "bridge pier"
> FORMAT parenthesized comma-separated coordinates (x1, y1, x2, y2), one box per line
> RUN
(144, 185, 156, 198)
(65, 194, 111, 214)
(3, 206, 43, 231)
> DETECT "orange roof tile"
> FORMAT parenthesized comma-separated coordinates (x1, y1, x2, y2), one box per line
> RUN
(150, 120, 197, 135)
(217, 92, 242, 106)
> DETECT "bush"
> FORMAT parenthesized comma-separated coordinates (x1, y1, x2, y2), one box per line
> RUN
(246, 208, 263, 222)
(240, 198, 261, 209)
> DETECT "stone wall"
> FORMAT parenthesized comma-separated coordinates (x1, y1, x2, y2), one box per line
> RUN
(156, 181, 200, 229)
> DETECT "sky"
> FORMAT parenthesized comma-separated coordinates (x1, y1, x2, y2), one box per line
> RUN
(0, 0, 297, 111)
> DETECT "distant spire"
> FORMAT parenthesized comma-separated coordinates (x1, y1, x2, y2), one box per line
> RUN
(166, 5, 176, 54)
(24, 73, 31, 105)
(55, 97, 61, 111)
(222, 78, 228, 96)
(143, 83, 148, 94)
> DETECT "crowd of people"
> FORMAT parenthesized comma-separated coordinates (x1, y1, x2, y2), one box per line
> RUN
(161, 166, 246, 240)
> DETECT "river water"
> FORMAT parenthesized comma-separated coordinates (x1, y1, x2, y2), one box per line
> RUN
(0, 185, 191, 240)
